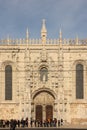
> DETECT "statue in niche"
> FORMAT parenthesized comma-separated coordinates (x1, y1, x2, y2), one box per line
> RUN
(43, 74, 46, 82)
(40, 67, 48, 82)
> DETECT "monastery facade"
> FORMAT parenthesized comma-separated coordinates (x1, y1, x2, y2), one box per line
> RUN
(0, 20, 87, 124)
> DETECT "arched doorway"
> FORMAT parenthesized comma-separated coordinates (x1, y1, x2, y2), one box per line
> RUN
(32, 90, 55, 121)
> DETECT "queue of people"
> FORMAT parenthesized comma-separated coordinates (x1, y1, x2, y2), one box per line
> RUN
(30, 118, 63, 127)
(0, 118, 28, 129)
(0, 118, 63, 129)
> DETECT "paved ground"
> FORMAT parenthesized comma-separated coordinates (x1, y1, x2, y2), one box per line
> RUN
(0, 124, 87, 130)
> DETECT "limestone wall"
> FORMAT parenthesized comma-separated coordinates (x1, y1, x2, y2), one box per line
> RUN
(0, 43, 87, 123)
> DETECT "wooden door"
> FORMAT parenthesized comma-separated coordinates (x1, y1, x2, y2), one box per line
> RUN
(46, 105, 53, 120)
(36, 105, 42, 121)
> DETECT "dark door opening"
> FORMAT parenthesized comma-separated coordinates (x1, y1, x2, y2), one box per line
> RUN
(46, 105, 53, 120)
(36, 105, 42, 121)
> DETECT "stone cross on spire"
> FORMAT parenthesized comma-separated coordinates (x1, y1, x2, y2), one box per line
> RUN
(41, 19, 47, 43)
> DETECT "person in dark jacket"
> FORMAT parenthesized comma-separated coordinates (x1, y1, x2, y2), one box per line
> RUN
(10, 119, 16, 130)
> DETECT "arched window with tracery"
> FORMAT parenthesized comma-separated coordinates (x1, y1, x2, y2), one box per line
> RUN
(76, 64, 84, 99)
(5, 65, 12, 100)
(40, 67, 48, 82)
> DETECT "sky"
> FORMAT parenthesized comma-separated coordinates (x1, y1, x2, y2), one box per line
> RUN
(0, 0, 87, 39)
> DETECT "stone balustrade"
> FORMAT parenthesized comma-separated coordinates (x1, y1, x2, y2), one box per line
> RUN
(0, 38, 87, 45)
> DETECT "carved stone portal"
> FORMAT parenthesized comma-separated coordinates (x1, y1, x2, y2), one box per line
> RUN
(33, 91, 55, 120)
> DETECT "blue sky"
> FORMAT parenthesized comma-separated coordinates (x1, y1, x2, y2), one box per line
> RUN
(0, 0, 87, 39)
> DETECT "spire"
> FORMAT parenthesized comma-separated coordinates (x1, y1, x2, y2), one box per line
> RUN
(59, 29, 62, 40)
(41, 19, 47, 43)
(59, 29, 62, 44)
(26, 28, 29, 39)
(76, 35, 79, 45)
(7, 35, 10, 45)
(26, 28, 29, 45)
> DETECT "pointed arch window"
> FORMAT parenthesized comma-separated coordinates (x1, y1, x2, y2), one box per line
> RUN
(76, 64, 84, 99)
(5, 65, 12, 100)
(40, 67, 48, 82)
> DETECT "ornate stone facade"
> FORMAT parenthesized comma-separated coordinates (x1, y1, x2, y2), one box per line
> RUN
(0, 20, 87, 124)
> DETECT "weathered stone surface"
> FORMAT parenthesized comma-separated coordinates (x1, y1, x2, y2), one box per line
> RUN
(0, 21, 87, 124)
